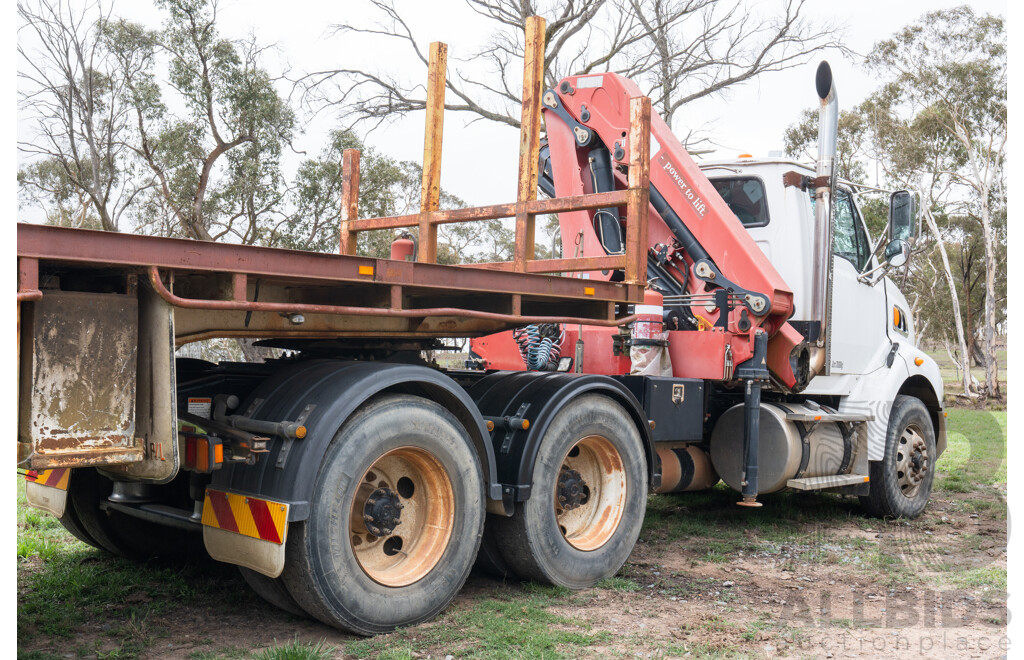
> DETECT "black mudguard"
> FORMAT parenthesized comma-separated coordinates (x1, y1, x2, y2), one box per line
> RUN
(468, 371, 660, 511)
(209, 360, 498, 521)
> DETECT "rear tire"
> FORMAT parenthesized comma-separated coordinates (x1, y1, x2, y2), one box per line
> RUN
(239, 568, 307, 617)
(280, 394, 485, 635)
(860, 395, 936, 519)
(489, 394, 647, 588)
(67, 468, 204, 559)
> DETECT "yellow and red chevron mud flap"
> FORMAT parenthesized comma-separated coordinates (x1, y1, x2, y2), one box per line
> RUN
(201, 488, 290, 578)
(24, 468, 70, 517)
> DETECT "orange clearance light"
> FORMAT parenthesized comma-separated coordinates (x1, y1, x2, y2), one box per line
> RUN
(584, 286, 595, 296)
(358, 265, 374, 276)
(486, 420, 495, 432)
(914, 357, 924, 367)
(893, 307, 901, 327)
(738, 153, 753, 159)
(295, 426, 307, 439)
(521, 419, 530, 430)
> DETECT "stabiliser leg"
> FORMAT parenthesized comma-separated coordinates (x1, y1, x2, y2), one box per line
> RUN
(736, 330, 769, 508)
(737, 379, 763, 507)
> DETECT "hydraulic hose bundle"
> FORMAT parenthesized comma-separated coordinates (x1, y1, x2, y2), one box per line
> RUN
(512, 323, 564, 371)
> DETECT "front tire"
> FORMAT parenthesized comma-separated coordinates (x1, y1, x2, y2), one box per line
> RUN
(861, 395, 936, 519)
(489, 394, 647, 588)
(280, 394, 485, 635)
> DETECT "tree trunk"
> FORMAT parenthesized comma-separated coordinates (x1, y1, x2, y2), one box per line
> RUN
(924, 207, 975, 398)
(980, 204, 1001, 399)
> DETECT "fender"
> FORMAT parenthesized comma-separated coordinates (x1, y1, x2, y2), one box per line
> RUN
(802, 338, 946, 461)
(468, 371, 659, 511)
(209, 360, 499, 521)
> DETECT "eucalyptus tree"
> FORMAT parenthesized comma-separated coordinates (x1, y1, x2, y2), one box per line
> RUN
(18, 0, 153, 231)
(104, 0, 295, 243)
(866, 6, 1005, 399)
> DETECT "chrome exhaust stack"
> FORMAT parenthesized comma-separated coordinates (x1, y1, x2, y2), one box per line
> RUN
(809, 61, 838, 377)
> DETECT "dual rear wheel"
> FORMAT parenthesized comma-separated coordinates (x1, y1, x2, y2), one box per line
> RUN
(480, 394, 647, 588)
(246, 392, 647, 633)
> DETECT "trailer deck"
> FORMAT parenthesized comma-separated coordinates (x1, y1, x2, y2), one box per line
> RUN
(17, 223, 642, 343)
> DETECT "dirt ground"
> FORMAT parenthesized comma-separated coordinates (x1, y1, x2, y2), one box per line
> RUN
(18, 477, 1007, 660)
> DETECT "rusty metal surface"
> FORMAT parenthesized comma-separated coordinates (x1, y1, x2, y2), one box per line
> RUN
(103, 281, 179, 482)
(23, 291, 142, 468)
(339, 149, 360, 255)
(417, 41, 447, 264)
(18, 224, 640, 303)
(624, 97, 652, 284)
(148, 266, 637, 329)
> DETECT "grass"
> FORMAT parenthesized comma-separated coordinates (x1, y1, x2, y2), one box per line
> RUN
(251, 638, 335, 660)
(935, 409, 1007, 489)
(345, 584, 612, 659)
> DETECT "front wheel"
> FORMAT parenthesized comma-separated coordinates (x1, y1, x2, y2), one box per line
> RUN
(860, 395, 936, 519)
(489, 394, 647, 588)
(280, 394, 485, 635)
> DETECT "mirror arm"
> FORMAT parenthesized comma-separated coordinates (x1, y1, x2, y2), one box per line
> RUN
(857, 261, 889, 286)
(861, 223, 891, 276)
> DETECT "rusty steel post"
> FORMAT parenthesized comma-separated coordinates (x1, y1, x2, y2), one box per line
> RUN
(418, 41, 448, 264)
(339, 149, 361, 255)
(625, 96, 651, 284)
(513, 15, 545, 273)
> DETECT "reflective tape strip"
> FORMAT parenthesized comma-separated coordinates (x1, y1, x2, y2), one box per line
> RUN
(201, 489, 288, 545)
(634, 304, 663, 315)
(24, 469, 70, 490)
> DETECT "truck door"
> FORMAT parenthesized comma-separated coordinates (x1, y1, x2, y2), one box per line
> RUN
(827, 189, 883, 374)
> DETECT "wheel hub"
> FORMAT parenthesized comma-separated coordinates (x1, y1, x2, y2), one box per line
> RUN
(363, 487, 403, 537)
(907, 438, 929, 484)
(896, 425, 930, 496)
(556, 466, 590, 511)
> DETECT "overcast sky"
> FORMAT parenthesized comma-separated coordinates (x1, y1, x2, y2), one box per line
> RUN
(13, 0, 1010, 217)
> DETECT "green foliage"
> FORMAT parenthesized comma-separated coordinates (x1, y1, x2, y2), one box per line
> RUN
(100, 0, 295, 242)
(784, 106, 872, 183)
(250, 638, 335, 660)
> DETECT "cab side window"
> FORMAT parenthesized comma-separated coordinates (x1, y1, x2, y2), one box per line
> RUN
(833, 189, 871, 271)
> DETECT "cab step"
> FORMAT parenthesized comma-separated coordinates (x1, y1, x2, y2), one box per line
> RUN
(787, 474, 870, 491)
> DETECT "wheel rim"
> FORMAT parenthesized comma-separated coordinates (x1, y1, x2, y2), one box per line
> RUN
(553, 435, 627, 551)
(350, 446, 455, 587)
(895, 424, 929, 498)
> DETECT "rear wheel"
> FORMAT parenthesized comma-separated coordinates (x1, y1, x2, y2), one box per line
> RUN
(239, 568, 307, 617)
(280, 394, 485, 635)
(860, 395, 936, 519)
(489, 394, 647, 588)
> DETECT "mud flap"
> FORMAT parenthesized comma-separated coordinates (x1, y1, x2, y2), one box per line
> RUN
(24, 469, 70, 517)
(201, 489, 289, 578)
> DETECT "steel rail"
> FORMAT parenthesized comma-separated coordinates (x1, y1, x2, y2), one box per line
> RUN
(147, 266, 637, 328)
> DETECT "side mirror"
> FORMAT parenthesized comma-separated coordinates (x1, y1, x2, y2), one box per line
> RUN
(889, 190, 917, 243)
(885, 238, 910, 268)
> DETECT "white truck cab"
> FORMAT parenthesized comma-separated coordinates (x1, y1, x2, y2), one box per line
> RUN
(701, 157, 947, 513)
